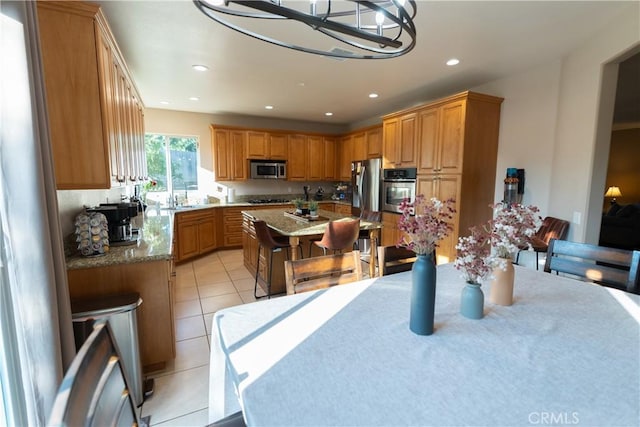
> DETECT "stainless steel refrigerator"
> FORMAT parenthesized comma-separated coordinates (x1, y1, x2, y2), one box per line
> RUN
(351, 158, 382, 217)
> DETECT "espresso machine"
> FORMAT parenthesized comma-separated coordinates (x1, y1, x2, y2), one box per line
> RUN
(87, 203, 139, 246)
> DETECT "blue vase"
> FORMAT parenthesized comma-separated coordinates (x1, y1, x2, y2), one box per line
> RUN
(460, 281, 484, 319)
(410, 252, 437, 335)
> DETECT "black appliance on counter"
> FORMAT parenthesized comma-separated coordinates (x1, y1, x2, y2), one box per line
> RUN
(87, 203, 139, 246)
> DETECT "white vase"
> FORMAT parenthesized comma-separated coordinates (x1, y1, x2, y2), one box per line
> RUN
(489, 258, 514, 306)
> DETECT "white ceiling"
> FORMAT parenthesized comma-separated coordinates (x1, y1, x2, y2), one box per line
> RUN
(99, 1, 635, 126)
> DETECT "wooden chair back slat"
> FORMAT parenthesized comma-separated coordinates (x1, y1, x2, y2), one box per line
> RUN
(544, 239, 639, 293)
(285, 251, 363, 295)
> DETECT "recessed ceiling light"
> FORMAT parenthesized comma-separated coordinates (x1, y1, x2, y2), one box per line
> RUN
(325, 112, 333, 116)
(189, 97, 199, 101)
(369, 93, 379, 99)
(192, 64, 209, 71)
(446, 58, 460, 66)
(298, 82, 306, 87)
(160, 101, 170, 105)
(265, 105, 274, 110)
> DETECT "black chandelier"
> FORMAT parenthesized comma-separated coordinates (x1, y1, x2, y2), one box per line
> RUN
(193, 0, 417, 59)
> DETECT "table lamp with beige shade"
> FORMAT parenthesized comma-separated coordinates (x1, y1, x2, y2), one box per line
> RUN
(604, 186, 622, 204)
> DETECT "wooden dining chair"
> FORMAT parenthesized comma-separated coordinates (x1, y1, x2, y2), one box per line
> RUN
(515, 216, 570, 269)
(284, 251, 363, 295)
(47, 320, 141, 427)
(544, 238, 639, 294)
(309, 218, 361, 258)
(377, 245, 417, 276)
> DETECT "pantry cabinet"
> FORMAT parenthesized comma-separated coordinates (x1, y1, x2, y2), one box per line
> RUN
(383, 91, 503, 263)
(37, 1, 145, 189)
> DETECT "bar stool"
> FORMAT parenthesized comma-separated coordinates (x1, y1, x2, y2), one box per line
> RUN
(253, 220, 298, 299)
(355, 210, 381, 250)
(309, 218, 361, 257)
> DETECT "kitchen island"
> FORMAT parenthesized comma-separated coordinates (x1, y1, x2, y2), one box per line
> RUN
(241, 208, 382, 295)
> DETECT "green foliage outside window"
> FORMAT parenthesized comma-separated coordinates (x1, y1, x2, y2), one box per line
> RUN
(145, 134, 199, 196)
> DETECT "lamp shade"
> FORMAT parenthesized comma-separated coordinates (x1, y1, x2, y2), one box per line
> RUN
(604, 186, 622, 198)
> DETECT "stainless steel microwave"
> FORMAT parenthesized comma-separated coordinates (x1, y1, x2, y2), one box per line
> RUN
(250, 160, 287, 180)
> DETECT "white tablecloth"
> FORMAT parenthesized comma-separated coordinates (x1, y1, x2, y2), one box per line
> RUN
(209, 264, 640, 426)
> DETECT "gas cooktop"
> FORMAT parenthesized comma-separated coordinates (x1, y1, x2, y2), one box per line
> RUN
(248, 198, 290, 204)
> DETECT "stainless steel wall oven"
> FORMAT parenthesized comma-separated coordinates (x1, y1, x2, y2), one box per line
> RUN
(381, 168, 417, 213)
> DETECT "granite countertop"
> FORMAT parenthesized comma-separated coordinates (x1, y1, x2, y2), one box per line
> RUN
(66, 213, 175, 270)
(65, 200, 354, 270)
(241, 208, 382, 237)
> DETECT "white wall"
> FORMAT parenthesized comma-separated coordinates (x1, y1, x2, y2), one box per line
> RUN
(474, 3, 639, 244)
(473, 60, 563, 215)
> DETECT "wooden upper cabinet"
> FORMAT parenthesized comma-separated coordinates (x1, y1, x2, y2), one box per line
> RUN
(418, 101, 465, 175)
(287, 134, 307, 180)
(352, 132, 366, 162)
(323, 137, 337, 181)
(439, 101, 465, 174)
(268, 133, 288, 159)
(382, 112, 418, 169)
(247, 131, 268, 158)
(307, 135, 324, 181)
(211, 126, 246, 181)
(37, 1, 144, 189)
(339, 135, 354, 181)
(212, 128, 231, 180)
(366, 126, 383, 159)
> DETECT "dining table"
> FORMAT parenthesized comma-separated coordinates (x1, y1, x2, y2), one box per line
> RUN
(242, 208, 382, 277)
(208, 263, 640, 426)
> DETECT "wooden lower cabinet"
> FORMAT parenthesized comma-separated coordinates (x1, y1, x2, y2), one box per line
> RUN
(318, 202, 335, 212)
(417, 174, 462, 264)
(221, 207, 244, 248)
(174, 209, 217, 262)
(382, 212, 401, 247)
(67, 259, 175, 372)
(334, 203, 352, 215)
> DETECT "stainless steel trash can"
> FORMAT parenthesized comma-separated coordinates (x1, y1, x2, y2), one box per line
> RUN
(71, 293, 145, 407)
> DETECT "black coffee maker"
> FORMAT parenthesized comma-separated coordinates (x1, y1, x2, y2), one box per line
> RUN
(87, 203, 139, 246)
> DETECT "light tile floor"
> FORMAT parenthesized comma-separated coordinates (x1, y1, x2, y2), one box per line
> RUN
(138, 247, 376, 425)
(140, 249, 258, 426)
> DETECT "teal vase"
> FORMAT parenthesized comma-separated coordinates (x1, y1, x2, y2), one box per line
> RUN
(410, 252, 437, 335)
(460, 281, 484, 319)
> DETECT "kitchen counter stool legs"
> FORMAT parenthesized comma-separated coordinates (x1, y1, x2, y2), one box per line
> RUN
(253, 220, 299, 299)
